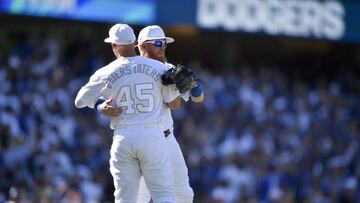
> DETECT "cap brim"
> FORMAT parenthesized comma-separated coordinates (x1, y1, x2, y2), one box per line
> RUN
(136, 37, 175, 47)
(164, 37, 175, 43)
(104, 38, 112, 43)
(104, 38, 135, 45)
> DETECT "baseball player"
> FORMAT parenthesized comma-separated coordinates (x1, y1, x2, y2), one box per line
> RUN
(97, 25, 204, 203)
(75, 24, 180, 203)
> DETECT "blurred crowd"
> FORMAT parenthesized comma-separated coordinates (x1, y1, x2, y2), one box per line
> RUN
(0, 31, 359, 203)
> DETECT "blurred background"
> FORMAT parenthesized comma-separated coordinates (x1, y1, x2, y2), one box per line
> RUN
(1, 0, 360, 202)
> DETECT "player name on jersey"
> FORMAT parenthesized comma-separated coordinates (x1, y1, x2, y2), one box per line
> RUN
(105, 64, 162, 89)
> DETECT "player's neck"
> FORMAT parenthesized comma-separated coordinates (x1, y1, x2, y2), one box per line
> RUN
(118, 50, 137, 58)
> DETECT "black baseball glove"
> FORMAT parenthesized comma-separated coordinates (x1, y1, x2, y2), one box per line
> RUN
(161, 64, 199, 94)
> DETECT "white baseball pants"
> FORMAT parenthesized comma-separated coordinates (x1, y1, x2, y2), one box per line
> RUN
(109, 126, 176, 203)
(137, 131, 194, 203)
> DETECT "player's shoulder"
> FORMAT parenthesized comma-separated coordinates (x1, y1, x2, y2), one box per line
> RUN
(91, 58, 121, 78)
(136, 56, 163, 65)
(91, 66, 107, 78)
(91, 60, 118, 80)
(137, 56, 167, 71)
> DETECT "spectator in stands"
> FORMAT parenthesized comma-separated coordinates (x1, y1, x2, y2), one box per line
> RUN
(0, 30, 359, 203)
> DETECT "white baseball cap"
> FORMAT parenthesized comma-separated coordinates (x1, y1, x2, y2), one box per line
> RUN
(136, 25, 174, 46)
(104, 24, 136, 45)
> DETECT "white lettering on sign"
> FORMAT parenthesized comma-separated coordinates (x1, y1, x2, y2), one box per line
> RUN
(197, 0, 345, 40)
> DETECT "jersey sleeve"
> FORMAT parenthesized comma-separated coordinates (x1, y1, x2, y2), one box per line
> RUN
(74, 72, 106, 108)
(162, 84, 180, 103)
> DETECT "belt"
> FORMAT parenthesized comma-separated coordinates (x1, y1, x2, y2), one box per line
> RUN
(115, 122, 160, 129)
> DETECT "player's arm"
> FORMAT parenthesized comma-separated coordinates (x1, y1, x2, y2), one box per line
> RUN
(166, 96, 181, 109)
(180, 82, 204, 103)
(95, 98, 123, 117)
(163, 64, 204, 103)
(162, 84, 181, 110)
(190, 83, 204, 102)
(75, 73, 105, 108)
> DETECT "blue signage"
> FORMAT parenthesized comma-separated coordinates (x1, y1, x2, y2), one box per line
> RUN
(1, 0, 360, 42)
(0, 0, 155, 24)
(195, 0, 360, 43)
(157, 0, 360, 43)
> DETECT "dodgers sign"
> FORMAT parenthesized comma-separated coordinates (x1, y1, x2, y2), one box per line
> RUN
(197, 0, 345, 40)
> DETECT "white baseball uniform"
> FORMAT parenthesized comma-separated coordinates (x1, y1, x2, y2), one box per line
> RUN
(75, 56, 179, 203)
(137, 63, 194, 203)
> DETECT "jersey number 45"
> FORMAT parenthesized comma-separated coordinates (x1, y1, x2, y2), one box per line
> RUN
(115, 83, 154, 115)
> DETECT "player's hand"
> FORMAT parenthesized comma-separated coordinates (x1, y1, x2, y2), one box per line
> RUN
(99, 99, 122, 117)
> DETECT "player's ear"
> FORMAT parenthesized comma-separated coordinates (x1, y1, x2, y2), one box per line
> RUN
(141, 43, 149, 51)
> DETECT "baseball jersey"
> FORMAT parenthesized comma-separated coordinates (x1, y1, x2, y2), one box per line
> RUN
(161, 63, 190, 130)
(75, 56, 180, 129)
